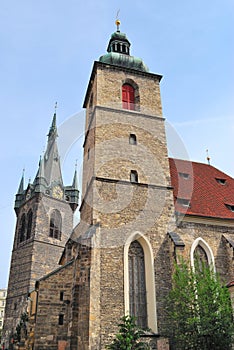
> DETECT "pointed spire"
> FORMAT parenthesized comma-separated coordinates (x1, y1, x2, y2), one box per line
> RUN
(72, 161, 78, 189)
(15, 169, 25, 214)
(42, 106, 63, 188)
(48, 102, 58, 139)
(48, 113, 57, 138)
(38, 155, 45, 179)
(17, 169, 25, 194)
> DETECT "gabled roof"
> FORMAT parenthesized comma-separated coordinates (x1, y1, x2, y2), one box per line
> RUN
(169, 158, 234, 219)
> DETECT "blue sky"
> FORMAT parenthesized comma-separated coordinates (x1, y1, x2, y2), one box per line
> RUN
(0, 0, 233, 288)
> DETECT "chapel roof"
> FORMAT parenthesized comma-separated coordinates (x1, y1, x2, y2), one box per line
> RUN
(169, 158, 234, 219)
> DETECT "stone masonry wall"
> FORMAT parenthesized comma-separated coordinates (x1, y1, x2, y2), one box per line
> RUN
(176, 221, 234, 283)
(33, 261, 74, 350)
(3, 193, 74, 348)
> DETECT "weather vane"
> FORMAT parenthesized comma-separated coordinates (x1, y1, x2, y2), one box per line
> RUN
(115, 9, 120, 31)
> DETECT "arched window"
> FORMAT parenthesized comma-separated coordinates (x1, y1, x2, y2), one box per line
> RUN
(129, 134, 137, 145)
(191, 237, 215, 271)
(19, 214, 26, 243)
(194, 245, 209, 271)
(130, 170, 138, 183)
(49, 210, 62, 240)
(128, 240, 147, 328)
(26, 210, 33, 240)
(122, 84, 135, 110)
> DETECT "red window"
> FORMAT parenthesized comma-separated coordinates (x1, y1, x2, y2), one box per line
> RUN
(122, 84, 135, 110)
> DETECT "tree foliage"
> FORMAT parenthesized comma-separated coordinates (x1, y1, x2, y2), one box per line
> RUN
(13, 312, 28, 343)
(166, 259, 234, 350)
(106, 315, 150, 350)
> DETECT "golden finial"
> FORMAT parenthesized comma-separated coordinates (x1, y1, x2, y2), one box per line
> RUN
(115, 10, 120, 31)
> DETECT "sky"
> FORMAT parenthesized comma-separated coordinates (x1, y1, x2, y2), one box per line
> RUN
(0, 0, 233, 288)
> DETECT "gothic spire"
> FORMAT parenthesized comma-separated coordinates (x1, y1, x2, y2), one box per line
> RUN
(43, 110, 63, 188)
(17, 169, 25, 194)
(15, 170, 25, 214)
(48, 112, 58, 139)
(72, 162, 78, 190)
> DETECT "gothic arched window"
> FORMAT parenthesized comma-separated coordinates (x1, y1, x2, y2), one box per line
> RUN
(191, 237, 215, 272)
(49, 210, 62, 240)
(19, 214, 26, 243)
(26, 210, 33, 240)
(128, 240, 147, 328)
(122, 84, 135, 110)
(194, 244, 209, 272)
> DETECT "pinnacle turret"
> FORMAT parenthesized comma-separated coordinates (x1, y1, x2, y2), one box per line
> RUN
(17, 170, 24, 194)
(34, 156, 47, 193)
(14, 170, 25, 214)
(64, 166, 79, 212)
(72, 168, 78, 190)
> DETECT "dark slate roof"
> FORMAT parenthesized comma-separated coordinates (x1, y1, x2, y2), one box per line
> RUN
(169, 158, 234, 219)
(168, 232, 185, 247)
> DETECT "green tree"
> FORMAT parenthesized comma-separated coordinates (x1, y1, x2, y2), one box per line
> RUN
(106, 315, 150, 350)
(166, 259, 234, 350)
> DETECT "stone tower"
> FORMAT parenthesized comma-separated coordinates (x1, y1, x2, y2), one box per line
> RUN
(3, 112, 79, 346)
(69, 21, 176, 349)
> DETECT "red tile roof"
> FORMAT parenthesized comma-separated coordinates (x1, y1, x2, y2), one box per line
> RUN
(169, 158, 234, 219)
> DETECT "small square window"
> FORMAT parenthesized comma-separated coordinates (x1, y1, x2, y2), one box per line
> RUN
(129, 134, 137, 145)
(130, 170, 138, 183)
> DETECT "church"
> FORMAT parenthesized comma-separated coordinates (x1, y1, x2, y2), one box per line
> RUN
(2, 20, 234, 350)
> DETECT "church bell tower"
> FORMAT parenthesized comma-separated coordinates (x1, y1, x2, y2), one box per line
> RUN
(3, 112, 79, 346)
(71, 20, 175, 349)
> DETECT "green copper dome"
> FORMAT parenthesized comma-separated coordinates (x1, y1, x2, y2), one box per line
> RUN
(99, 24, 149, 73)
(99, 51, 149, 72)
